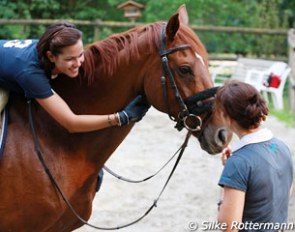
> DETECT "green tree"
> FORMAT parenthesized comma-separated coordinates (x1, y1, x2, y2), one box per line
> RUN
(253, 0, 288, 57)
(0, 0, 294, 58)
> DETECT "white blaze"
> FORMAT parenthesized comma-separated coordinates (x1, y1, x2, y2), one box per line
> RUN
(195, 52, 205, 66)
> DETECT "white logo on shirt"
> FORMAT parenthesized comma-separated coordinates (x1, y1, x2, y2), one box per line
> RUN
(3, 39, 33, 48)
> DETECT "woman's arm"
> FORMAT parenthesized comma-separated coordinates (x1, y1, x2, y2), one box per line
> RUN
(218, 186, 245, 232)
(37, 93, 117, 133)
(36, 93, 150, 133)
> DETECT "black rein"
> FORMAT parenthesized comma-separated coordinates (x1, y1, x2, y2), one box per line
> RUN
(28, 98, 191, 230)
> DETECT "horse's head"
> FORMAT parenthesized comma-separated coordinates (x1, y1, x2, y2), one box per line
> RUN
(77, 4, 231, 154)
(144, 5, 232, 154)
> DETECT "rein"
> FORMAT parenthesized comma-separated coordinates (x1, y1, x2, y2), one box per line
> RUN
(103, 139, 184, 183)
(28, 99, 191, 230)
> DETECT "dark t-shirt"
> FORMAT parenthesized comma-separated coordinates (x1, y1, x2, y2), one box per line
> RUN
(0, 39, 53, 99)
(219, 134, 293, 231)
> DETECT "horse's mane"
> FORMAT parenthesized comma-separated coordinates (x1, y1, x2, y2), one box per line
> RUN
(80, 22, 162, 84)
(80, 21, 208, 85)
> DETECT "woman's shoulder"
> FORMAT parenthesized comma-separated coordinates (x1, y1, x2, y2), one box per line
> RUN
(229, 146, 261, 167)
(0, 39, 37, 48)
(227, 150, 252, 169)
(1, 39, 39, 62)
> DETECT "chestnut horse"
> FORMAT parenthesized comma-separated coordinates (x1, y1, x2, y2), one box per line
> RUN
(0, 5, 231, 232)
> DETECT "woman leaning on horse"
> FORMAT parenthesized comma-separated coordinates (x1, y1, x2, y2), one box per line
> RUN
(0, 21, 150, 132)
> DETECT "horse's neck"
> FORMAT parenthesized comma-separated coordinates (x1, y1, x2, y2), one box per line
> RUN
(40, 34, 160, 165)
(54, 51, 157, 115)
(31, 53, 151, 164)
(68, 26, 161, 112)
(9, 93, 133, 173)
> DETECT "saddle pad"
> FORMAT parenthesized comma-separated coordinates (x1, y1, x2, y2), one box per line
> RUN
(0, 87, 9, 112)
(0, 106, 8, 160)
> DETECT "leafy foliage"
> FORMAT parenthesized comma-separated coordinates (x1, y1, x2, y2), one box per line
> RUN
(0, 0, 294, 58)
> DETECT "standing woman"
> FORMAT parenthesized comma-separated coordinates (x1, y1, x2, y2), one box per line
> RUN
(0, 21, 150, 132)
(214, 80, 293, 232)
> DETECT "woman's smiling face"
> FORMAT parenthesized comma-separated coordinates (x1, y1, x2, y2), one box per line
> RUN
(47, 39, 84, 78)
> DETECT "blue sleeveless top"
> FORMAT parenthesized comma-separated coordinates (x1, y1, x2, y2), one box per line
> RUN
(0, 39, 53, 99)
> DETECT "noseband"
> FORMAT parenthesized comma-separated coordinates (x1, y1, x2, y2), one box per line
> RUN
(159, 24, 218, 132)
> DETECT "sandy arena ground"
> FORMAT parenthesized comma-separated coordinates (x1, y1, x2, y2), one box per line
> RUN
(75, 108, 295, 232)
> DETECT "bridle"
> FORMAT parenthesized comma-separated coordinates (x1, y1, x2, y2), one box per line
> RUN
(159, 23, 218, 132)
(27, 23, 219, 231)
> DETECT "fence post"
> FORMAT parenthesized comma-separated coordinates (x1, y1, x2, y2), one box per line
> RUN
(93, 19, 101, 41)
(288, 29, 295, 116)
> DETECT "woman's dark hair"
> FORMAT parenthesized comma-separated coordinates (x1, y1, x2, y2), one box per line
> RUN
(37, 21, 83, 77)
(214, 80, 269, 130)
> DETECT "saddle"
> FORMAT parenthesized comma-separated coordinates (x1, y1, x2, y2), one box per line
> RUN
(0, 87, 9, 159)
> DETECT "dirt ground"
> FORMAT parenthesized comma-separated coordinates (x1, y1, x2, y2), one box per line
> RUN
(75, 108, 295, 232)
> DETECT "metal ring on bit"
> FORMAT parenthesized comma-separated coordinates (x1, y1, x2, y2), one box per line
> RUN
(183, 114, 202, 132)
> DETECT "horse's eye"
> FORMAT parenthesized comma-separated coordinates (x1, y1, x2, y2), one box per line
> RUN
(179, 66, 193, 75)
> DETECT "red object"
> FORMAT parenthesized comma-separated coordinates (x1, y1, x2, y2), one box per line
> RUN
(268, 73, 281, 88)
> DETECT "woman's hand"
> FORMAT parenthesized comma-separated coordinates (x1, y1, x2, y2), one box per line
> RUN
(221, 146, 231, 166)
(118, 95, 151, 126)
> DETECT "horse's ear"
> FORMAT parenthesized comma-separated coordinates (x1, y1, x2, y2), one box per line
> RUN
(177, 4, 189, 25)
(166, 13, 180, 42)
(166, 4, 189, 42)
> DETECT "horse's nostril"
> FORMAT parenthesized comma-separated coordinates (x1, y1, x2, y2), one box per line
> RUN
(218, 129, 227, 144)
